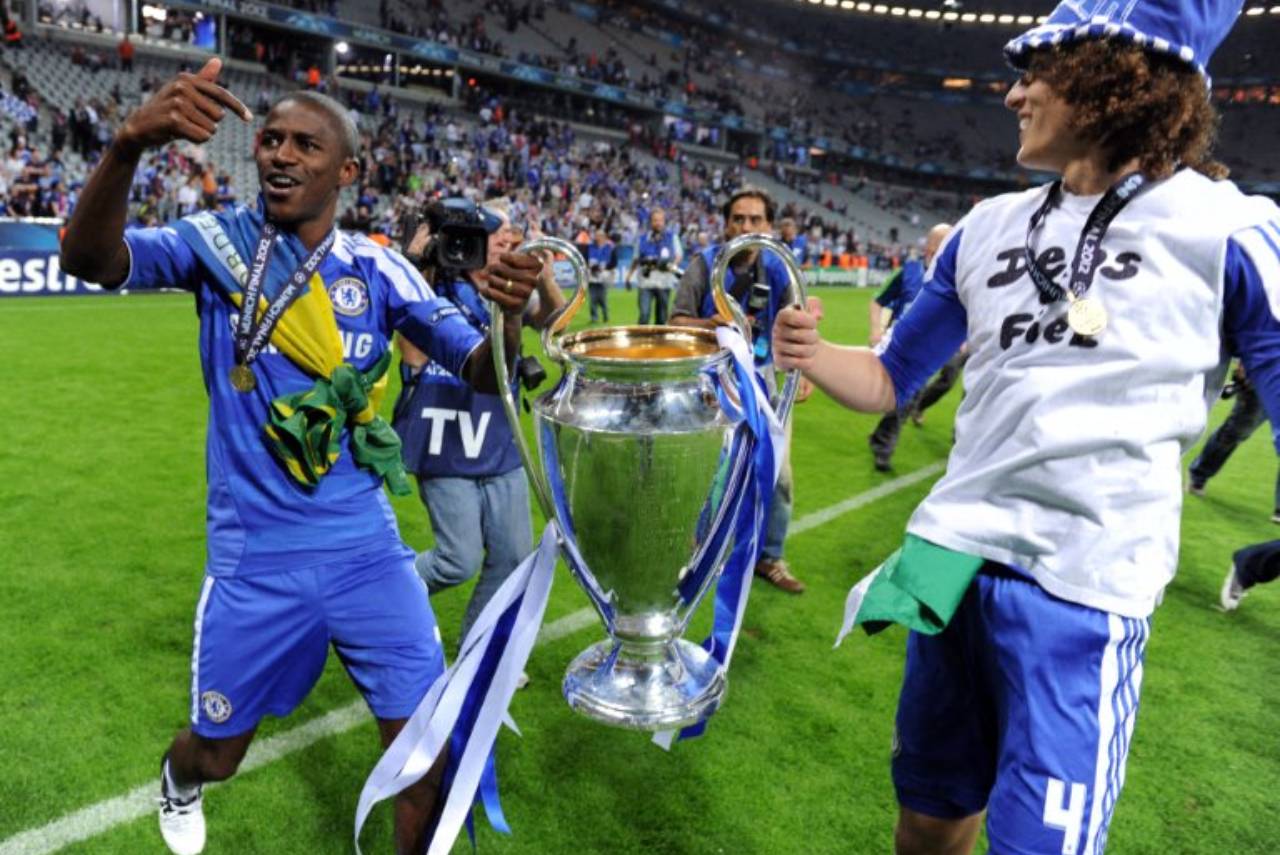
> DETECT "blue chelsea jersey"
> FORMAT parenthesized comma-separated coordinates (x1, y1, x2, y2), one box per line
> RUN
(392, 277, 523, 479)
(122, 216, 484, 577)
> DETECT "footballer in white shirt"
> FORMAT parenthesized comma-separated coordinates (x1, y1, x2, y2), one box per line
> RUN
(774, 0, 1280, 852)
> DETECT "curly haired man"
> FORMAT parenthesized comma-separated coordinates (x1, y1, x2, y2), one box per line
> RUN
(773, 1, 1280, 851)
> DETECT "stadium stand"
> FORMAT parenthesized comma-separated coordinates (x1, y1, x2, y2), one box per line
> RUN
(0, 0, 1276, 256)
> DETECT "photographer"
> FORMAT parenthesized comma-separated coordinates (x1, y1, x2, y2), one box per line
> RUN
(587, 227, 616, 324)
(671, 187, 809, 595)
(627, 207, 682, 324)
(393, 197, 564, 652)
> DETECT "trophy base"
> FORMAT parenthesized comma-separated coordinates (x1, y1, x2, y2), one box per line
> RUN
(562, 637, 725, 731)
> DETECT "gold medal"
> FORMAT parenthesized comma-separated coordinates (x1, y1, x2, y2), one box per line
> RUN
(230, 364, 256, 392)
(1067, 295, 1107, 337)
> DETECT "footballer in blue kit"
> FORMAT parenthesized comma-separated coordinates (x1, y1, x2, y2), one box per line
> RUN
(59, 59, 543, 855)
(773, 0, 1280, 853)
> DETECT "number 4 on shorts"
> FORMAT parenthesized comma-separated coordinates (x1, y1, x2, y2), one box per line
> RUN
(1044, 778, 1087, 855)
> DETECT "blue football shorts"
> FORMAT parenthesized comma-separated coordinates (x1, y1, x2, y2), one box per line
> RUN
(187, 548, 445, 738)
(891, 564, 1150, 855)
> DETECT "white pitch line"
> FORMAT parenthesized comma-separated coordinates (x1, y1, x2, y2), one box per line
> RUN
(0, 609, 596, 855)
(0, 462, 945, 855)
(788, 461, 945, 536)
(537, 606, 600, 643)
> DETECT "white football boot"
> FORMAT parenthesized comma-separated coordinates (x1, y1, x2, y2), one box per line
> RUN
(158, 762, 206, 855)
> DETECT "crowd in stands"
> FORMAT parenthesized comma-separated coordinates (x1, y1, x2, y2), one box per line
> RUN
(275, 0, 1037, 175)
(3, 0, 1275, 255)
(0, 107, 239, 223)
(36, 0, 1280, 171)
(336, 81, 901, 263)
(36, 0, 1277, 182)
(378, 0, 536, 61)
(0, 37, 906, 266)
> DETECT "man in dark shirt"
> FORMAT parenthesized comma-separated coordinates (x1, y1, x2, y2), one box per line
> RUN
(671, 187, 807, 593)
(868, 225, 951, 471)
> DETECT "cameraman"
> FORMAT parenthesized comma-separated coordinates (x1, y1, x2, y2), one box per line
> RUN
(670, 187, 808, 595)
(393, 198, 564, 650)
(627, 208, 681, 324)
(587, 227, 616, 324)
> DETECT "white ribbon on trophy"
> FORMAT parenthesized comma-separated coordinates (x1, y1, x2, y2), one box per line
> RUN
(353, 524, 558, 855)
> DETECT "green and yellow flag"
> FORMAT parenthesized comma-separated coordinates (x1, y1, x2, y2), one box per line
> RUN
(229, 274, 411, 496)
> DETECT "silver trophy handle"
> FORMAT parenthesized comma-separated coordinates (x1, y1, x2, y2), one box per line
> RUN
(487, 236, 591, 521)
(709, 233, 808, 426)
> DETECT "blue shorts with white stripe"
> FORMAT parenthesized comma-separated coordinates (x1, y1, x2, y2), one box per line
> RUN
(891, 563, 1149, 855)
(187, 547, 444, 739)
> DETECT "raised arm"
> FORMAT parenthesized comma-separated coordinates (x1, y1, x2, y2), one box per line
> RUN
(393, 252, 542, 395)
(60, 57, 251, 286)
(773, 305, 898, 412)
(775, 229, 968, 413)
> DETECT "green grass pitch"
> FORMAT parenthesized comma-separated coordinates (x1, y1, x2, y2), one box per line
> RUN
(2, 286, 1279, 854)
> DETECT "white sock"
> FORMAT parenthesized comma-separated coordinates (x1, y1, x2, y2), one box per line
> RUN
(162, 758, 200, 801)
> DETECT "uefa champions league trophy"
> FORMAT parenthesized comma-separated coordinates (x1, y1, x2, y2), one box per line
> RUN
(488, 234, 806, 731)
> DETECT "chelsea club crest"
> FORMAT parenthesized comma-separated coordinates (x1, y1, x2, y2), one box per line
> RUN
(200, 690, 233, 724)
(328, 277, 369, 316)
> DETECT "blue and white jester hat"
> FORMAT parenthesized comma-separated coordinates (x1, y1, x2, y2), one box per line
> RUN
(1004, 0, 1244, 83)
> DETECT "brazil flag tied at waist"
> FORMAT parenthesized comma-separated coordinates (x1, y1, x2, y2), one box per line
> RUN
(836, 533, 985, 644)
(174, 205, 412, 496)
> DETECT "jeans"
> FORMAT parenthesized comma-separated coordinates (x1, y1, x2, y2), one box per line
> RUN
(912, 350, 969, 415)
(1234, 539, 1280, 589)
(761, 419, 793, 561)
(1189, 382, 1280, 508)
(588, 281, 609, 323)
(872, 350, 970, 464)
(637, 287, 670, 325)
(413, 467, 534, 643)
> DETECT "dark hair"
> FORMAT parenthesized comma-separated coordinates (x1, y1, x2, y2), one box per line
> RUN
(722, 186, 776, 224)
(1027, 40, 1226, 180)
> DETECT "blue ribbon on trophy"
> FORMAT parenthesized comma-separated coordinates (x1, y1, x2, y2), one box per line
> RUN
(353, 524, 558, 855)
(654, 325, 783, 749)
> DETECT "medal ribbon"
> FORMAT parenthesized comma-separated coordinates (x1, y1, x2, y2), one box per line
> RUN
(234, 222, 335, 369)
(1024, 172, 1149, 305)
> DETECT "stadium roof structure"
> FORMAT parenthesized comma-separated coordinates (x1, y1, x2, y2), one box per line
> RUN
(784, 0, 1280, 21)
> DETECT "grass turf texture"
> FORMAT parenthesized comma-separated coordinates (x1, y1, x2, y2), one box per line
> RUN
(1, 286, 1278, 854)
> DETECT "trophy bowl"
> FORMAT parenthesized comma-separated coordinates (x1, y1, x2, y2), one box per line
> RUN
(489, 235, 805, 731)
(539, 324, 743, 729)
